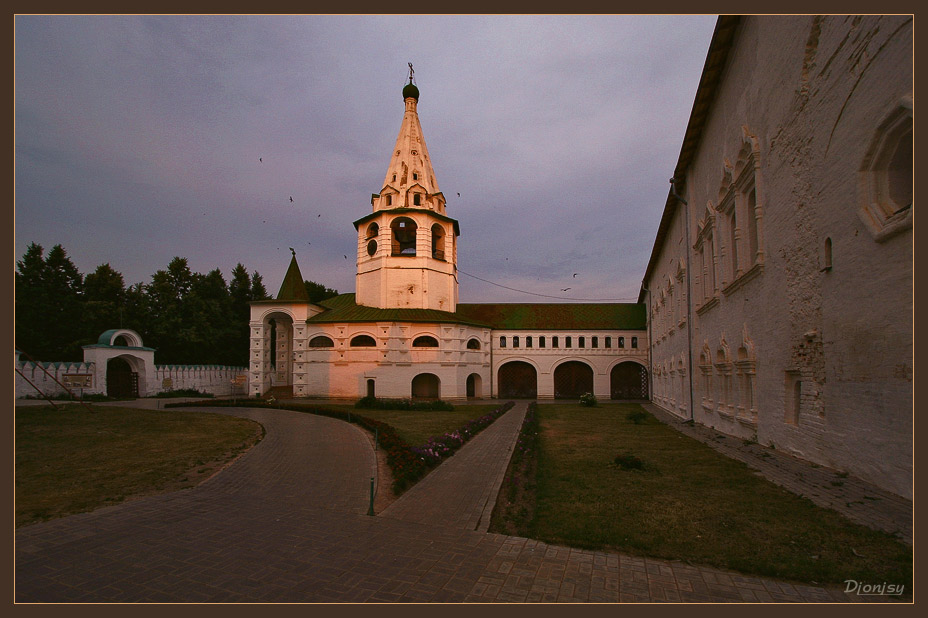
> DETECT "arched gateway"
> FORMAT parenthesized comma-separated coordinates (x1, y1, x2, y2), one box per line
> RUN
(611, 361, 649, 399)
(497, 361, 537, 399)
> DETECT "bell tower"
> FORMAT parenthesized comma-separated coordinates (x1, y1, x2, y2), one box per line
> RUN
(354, 65, 460, 312)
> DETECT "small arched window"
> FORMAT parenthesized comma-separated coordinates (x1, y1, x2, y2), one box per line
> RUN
(526, 336, 532, 348)
(412, 335, 439, 348)
(631, 337, 638, 349)
(513, 336, 520, 348)
(565, 336, 572, 348)
(578, 336, 585, 348)
(367, 222, 379, 238)
(823, 237, 833, 271)
(350, 335, 377, 347)
(618, 337, 625, 348)
(309, 336, 334, 348)
(391, 217, 417, 256)
(466, 338, 481, 350)
(499, 336, 507, 348)
(386, 195, 392, 206)
(431, 224, 445, 260)
(413, 193, 422, 206)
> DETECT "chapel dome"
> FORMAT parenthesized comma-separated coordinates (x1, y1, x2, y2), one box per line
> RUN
(402, 81, 419, 101)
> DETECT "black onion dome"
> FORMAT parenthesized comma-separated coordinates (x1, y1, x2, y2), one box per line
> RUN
(402, 81, 419, 100)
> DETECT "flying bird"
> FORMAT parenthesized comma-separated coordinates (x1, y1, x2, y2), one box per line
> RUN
(259, 157, 262, 162)
(344, 255, 348, 260)
(457, 192, 460, 197)
(573, 273, 579, 278)
(290, 196, 293, 202)
(317, 214, 321, 218)
(561, 288, 571, 292)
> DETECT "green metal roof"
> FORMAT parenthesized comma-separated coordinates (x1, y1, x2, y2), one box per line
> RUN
(454, 303, 647, 330)
(276, 255, 310, 302)
(307, 294, 490, 327)
(305, 294, 646, 330)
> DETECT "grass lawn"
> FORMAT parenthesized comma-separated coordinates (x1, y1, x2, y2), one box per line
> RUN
(16, 404, 263, 528)
(313, 404, 501, 446)
(516, 402, 911, 586)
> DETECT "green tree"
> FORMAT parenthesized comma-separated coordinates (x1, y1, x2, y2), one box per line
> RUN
(15, 243, 50, 359)
(145, 257, 193, 363)
(187, 268, 234, 365)
(15, 244, 84, 360)
(250, 271, 269, 301)
(82, 263, 126, 344)
(304, 280, 339, 304)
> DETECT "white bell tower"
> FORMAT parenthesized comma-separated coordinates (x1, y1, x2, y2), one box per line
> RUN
(354, 65, 460, 312)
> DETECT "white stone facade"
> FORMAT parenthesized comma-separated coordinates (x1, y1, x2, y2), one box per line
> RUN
(641, 16, 912, 498)
(249, 74, 648, 402)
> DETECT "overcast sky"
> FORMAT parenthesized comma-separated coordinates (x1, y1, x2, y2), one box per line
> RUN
(15, 14, 717, 304)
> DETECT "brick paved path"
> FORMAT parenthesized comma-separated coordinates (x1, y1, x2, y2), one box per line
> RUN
(15, 402, 867, 603)
(380, 402, 528, 532)
(642, 404, 913, 545)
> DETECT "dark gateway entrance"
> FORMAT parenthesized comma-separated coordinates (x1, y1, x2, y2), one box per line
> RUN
(106, 357, 138, 398)
(611, 362, 649, 399)
(497, 361, 537, 399)
(553, 361, 594, 399)
(411, 373, 440, 399)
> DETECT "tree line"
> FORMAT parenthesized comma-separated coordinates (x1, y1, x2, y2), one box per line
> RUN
(15, 243, 338, 366)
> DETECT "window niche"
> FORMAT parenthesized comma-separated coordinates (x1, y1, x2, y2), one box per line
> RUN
(412, 335, 439, 348)
(784, 370, 802, 425)
(350, 335, 377, 347)
(858, 98, 913, 241)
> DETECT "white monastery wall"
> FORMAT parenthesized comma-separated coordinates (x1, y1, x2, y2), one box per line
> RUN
(666, 15, 912, 496)
(16, 358, 245, 399)
(491, 330, 647, 400)
(645, 211, 693, 419)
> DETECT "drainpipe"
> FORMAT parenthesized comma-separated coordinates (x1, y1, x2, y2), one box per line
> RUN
(670, 177, 696, 423)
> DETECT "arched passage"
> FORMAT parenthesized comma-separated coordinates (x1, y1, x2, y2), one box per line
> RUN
(554, 361, 594, 399)
(466, 373, 482, 399)
(107, 357, 138, 398)
(497, 361, 537, 399)
(411, 373, 440, 399)
(611, 362, 649, 399)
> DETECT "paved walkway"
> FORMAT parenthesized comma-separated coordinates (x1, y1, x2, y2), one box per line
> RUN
(381, 402, 528, 532)
(642, 404, 913, 544)
(15, 401, 876, 603)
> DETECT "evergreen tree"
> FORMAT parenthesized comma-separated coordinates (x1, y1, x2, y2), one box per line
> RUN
(82, 263, 126, 345)
(250, 271, 269, 301)
(304, 280, 339, 303)
(15, 244, 84, 360)
(14, 243, 50, 359)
